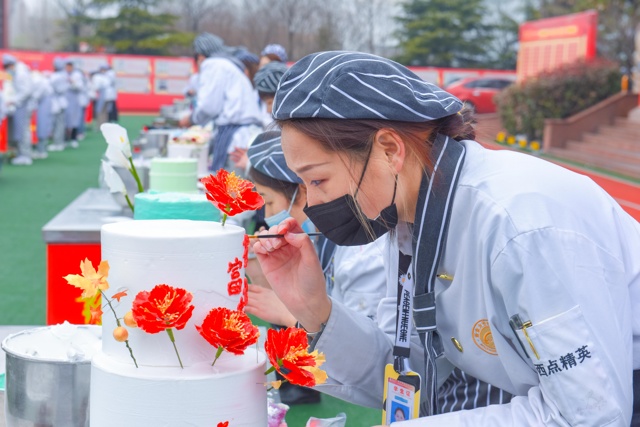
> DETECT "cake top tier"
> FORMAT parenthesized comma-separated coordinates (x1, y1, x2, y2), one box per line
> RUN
(102, 220, 244, 254)
(150, 158, 198, 174)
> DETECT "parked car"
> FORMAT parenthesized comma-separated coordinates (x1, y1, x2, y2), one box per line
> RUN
(444, 76, 515, 114)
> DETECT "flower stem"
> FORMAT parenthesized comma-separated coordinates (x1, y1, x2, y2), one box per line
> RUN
(100, 290, 138, 368)
(221, 213, 228, 227)
(264, 365, 276, 375)
(100, 290, 121, 327)
(124, 194, 134, 212)
(124, 340, 139, 368)
(166, 328, 184, 369)
(128, 157, 144, 193)
(212, 346, 224, 367)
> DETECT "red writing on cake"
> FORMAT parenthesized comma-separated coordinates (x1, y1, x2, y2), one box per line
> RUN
(227, 257, 243, 295)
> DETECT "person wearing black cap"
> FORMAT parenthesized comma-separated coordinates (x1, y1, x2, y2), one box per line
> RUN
(253, 51, 640, 426)
(245, 129, 387, 405)
(3, 54, 34, 165)
(180, 32, 262, 174)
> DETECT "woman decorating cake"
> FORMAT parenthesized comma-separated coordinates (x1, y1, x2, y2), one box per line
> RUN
(253, 52, 640, 426)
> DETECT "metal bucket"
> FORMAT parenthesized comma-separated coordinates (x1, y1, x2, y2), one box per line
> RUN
(1, 326, 100, 427)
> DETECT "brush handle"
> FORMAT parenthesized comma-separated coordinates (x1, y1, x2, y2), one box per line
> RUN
(248, 232, 323, 239)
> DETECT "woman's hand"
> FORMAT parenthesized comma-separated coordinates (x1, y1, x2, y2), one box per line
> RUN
(253, 217, 331, 332)
(244, 284, 296, 327)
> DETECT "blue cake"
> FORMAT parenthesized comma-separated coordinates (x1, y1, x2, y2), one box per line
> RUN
(133, 191, 220, 222)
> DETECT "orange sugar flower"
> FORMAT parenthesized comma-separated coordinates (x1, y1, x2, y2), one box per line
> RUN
(264, 327, 327, 387)
(63, 258, 110, 298)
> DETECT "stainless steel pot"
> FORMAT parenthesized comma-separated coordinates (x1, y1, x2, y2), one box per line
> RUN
(2, 326, 100, 427)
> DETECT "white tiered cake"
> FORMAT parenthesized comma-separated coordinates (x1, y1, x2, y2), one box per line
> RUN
(90, 220, 267, 426)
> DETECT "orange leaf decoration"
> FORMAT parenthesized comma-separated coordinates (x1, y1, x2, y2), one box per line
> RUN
(63, 258, 110, 298)
(196, 308, 259, 356)
(89, 305, 103, 325)
(131, 284, 194, 334)
(264, 327, 327, 387)
(112, 290, 128, 302)
(200, 169, 264, 217)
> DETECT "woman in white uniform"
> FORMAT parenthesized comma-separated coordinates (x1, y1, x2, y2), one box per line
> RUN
(253, 52, 640, 426)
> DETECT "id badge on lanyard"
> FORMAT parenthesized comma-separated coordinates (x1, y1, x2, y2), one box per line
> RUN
(382, 253, 421, 424)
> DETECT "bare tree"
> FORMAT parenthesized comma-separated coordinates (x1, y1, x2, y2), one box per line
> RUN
(166, 0, 215, 33)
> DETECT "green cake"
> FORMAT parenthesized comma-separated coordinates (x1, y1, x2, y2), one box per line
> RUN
(149, 158, 198, 193)
(133, 191, 220, 222)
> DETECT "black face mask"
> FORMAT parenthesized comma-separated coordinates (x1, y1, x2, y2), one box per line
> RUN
(303, 151, 398, 246)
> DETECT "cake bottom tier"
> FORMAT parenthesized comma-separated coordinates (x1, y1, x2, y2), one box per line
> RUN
(90, 348, 267, 427)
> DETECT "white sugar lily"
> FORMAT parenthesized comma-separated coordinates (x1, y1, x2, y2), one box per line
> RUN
(100, 123, 144, 193)
(101, 160, 134, 212)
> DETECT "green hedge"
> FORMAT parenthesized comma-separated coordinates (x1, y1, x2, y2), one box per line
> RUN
(495, 59, 621, 140)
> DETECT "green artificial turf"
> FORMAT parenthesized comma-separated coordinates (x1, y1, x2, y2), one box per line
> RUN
(0, 116, 149, 324)
(0, 116, 380, 425)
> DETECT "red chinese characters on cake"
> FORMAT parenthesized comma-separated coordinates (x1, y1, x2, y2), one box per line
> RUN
(227, 257, 243, 295)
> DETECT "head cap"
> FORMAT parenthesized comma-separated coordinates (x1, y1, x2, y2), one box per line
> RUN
(248, 130, 302, 184)
(273, 51, 462, 122)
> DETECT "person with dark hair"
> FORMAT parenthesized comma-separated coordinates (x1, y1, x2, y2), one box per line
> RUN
(180, 33, 263, 174)
(253, 52, 640, 426)
(245, 130, 386, 405)
(394, 407, 406, 422)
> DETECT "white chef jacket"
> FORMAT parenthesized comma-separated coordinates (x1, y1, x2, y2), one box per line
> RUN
(192, 57, 262, 127)
(49, 69, 69, 111)
(330, 239, 386, 321)
(313, 140, 640, 426)
(9, 62, 33, 109)
(104, 69, 117, 102)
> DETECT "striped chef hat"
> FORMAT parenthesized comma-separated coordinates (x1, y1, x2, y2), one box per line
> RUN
(194, 32, 226, 57)
(261, 44, 288, 63)
(254, 62, 289, 95)
(248, 130, 302, 184)
(233, 47, 260, 65)
(273, 51, 463, 122)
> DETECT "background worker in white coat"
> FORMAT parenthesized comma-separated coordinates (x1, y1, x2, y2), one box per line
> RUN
(253, 51, 640, 426)
(30, 70, 55, 159)
(3, 54, 33, 166)
(48, 57, 69, 152)
(63, 59, 84, 149)
(179, 32, 262, 173)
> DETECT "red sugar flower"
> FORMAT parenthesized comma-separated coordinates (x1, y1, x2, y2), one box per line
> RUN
(131, 284, 194, 334)
(264, 327, 327, 388)
(132, 284, 195, 369)
(217, 422, 229, 427)
(196, 307, 259, 366)
(200, 169, 264, 225)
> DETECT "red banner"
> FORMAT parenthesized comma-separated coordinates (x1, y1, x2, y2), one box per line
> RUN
(517, 10, 598, 82)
